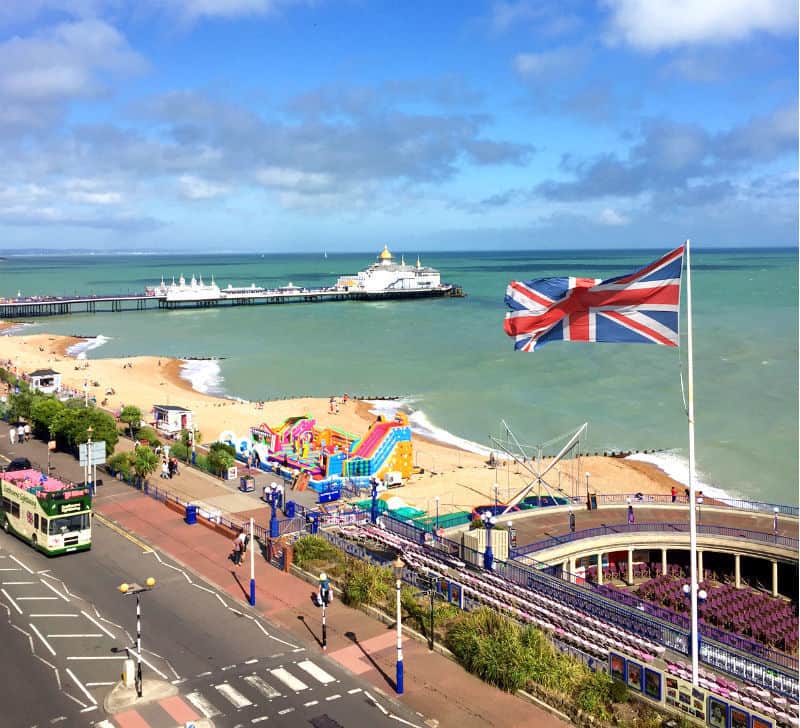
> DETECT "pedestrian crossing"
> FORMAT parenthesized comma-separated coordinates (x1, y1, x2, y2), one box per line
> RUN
(100, 657, 356, 727)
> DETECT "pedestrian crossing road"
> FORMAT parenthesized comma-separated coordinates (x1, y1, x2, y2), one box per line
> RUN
(95, 654, 414, 727)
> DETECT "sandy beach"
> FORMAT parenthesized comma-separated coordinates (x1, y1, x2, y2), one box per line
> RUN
(0, 329, 682, 515)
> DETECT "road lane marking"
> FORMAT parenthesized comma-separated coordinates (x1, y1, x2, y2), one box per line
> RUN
(270, 667, 308, 692)
(8, 554, 33, 573)
(2, 580, 36, 585)
(244, 674, 281, 699)
(79, 706, 98, 713)
(93, 513, 153, 553)
(297, 659, 336, 684)
(252, 717, 269, 724)
(80, 609, 116, 638)
(66, 667, 97, 705)
(125, 648, 169, 679)
(86, 682, 115, 687)
(1, 587, 23, 614)
(326, 694, 341, 701)
(66, 656, 127, 660)
(214, 683, 253, 708)
(348, 688, 362, 694)
(277, 707, 294, 715)
(244, 658, 259, 664)
(0, 568, 21, 571)
(28, 622, 56, 656)
(30, 613, 78, 617)
(47, 633, 103, 638)
(40, 578, 71, 602)
(18, 596, 58, 600)
(304, 700, 319, 707)
(185, 691, 221, 718)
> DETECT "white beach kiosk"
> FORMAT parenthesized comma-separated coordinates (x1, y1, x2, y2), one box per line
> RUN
(152, 404, 193, 436)
(28, 368, 61, 394)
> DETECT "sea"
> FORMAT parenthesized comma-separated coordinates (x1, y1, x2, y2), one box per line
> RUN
(0, 248, 796, 505)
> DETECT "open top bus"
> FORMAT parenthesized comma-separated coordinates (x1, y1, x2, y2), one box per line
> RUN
(0, 469, 91, 555)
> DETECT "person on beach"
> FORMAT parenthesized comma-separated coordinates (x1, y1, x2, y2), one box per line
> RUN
(334, 399, 339, 415)
(329, 397, 334, 414)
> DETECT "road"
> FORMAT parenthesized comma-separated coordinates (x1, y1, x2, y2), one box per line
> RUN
(0, 445, 425, 727)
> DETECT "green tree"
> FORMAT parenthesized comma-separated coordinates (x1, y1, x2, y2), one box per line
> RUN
(7, 390, 35, 422)
(136, 426, 161, 448)
(119, 405, 142, 438)
(30, 397, 66, 439)
(132, 446, 159, 485)
(50, 404, 118, 456)
(107, 452, 134, 480)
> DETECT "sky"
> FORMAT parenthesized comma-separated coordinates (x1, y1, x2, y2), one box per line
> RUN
(0, 0, 796, 252)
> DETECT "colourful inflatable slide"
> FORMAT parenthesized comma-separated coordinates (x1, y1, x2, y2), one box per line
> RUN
(343, 413, 413, 480)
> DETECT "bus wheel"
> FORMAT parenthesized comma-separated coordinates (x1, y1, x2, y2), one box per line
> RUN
(2, 520, 8, 534)
(31, 535, 37, 549)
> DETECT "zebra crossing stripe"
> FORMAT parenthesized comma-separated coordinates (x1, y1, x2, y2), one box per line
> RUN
(296, 660, 336, 684)
(270, 667, 308, 692)
(244, 674, 281, 699)
(185, 691, 221, 718)
(214, 683, 253, 708)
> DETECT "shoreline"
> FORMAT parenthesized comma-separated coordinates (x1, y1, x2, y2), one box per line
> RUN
(0, 327, 688, 513)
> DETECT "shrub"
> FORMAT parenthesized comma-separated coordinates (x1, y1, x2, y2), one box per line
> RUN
(342, 560, 391, 608)
(107, 452, 133, 479)
(575, 669, 613, 720)
(170, 442, 189, 461)
(293, 536, 340, 569)
(610, 678, 629, 703)
(136, 426, 161, 447)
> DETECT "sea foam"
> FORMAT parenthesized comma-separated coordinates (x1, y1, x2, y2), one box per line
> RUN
(180, 358, 225, 396)
(626, 450, 734, 500)
(66, 335, 111, 359)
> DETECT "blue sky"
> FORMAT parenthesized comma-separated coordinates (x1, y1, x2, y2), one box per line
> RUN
(0, 0, 796, 252)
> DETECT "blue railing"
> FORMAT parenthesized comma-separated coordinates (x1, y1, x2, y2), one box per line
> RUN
(592, 493, 798, 517)
(511, 522, 798, 558)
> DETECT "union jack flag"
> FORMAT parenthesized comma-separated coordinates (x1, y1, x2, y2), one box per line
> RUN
(504, 245, 685, 352)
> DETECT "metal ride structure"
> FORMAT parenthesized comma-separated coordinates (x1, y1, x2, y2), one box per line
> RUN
(489, 421, 588, 515)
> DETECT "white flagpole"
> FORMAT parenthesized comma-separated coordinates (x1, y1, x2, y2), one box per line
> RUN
(685, 238, 700, 686)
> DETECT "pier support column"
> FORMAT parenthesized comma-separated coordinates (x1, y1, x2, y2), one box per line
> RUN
(662, 548, 668, 576)
(627, 548, 634, 585)
(596, 553, 603, 585)
(697, 550, 704, 582)
(568, 557, 576, 582)
(562, 559, 569, 580)
(734, 554, 741, 589)
(772, 560, 779, 598)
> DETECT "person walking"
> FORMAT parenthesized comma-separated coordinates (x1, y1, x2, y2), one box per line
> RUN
(17, 424, 24, 444)
(9, 426, 15, 446)
(23, 423, 30, 442)
(670, 485, 677, 503)
(161, 459, 169, 479)
(232, 533, 243, 566)
(627, 497, 635, 525)
(569, 509, 576, 533)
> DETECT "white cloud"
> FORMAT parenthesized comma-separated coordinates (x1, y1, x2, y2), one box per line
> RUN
(514, 46, 587, 78)
(0, 19, 145, 125)
(605, 0, 798, 50)
(254, 166, 333, 192)
(598, 207, 630, 226)
(178, 175, 229, 200)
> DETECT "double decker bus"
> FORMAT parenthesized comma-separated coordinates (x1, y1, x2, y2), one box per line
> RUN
(0, 468, 91, 554)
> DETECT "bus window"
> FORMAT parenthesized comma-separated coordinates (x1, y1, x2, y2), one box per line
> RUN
(34, 514, 39, 530)
(48, 513, 90, 534)
(40, 518, 47, 534)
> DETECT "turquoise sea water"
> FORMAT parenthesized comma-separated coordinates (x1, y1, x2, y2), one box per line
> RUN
(1, 248, 797, 504)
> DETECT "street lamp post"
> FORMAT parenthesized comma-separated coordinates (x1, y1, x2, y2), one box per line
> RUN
(249, 516, 256, 606)
(480, 511, 497, 570)
(393, 556, 404, 694)
(86, 426, 94, 495)
(773, 507, 779, 542)
(682, 583, 707, 660)
(434, 495, 440, 532)
(269, 484, 279, 538)
(191, 422, 197, 465)
(585, 471, 591, 508)
(118, 577, 156, 698)
(493, 482, 499, 512)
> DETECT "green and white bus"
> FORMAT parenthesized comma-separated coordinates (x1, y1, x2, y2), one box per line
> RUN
(1, 468, 91, 555)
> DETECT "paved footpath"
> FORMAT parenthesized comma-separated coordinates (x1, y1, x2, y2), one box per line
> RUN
(95, 482, 566, 728)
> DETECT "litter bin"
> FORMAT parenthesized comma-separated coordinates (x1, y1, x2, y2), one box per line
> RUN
(284, 500, 296, 518)
(185, 504, 198, 525)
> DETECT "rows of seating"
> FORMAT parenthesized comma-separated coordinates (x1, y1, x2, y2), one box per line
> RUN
(636, 576, 798, 654)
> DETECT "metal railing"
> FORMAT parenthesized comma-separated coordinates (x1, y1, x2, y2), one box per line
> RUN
(510, 522, 798, 558)
(594, 493, 798, 516)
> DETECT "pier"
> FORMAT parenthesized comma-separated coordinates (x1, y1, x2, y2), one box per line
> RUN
(0, 285, 464, 319)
